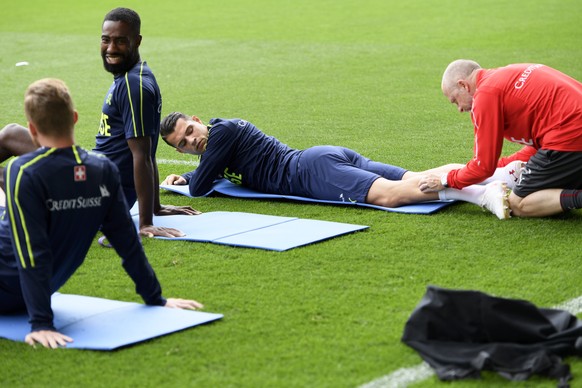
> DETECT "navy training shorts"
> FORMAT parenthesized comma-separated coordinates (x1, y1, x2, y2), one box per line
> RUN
(293, 145, 406, 203)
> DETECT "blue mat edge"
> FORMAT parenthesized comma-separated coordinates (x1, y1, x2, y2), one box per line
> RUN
(160, 180, 456, 214)
(213, 221, 370, 251)
(144, 212, 369, 251)
(0, 293, 224, 350)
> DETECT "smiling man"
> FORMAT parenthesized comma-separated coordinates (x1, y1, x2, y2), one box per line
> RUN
(94, 8, 199, 238)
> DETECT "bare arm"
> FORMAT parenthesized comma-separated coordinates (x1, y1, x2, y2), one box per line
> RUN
(127, 136, 156, 229)
(127, 137, 200, 236)
(152, 156, 162, 214)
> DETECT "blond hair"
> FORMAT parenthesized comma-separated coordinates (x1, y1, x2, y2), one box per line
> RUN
(24, 78, 75, 137)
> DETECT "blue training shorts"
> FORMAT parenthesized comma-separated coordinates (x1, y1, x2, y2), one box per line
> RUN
(292, 146, 406, 203)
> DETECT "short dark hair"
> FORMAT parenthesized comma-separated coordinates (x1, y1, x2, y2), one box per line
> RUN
(160, 112, 188, 147)
(103, 7, 141, 35)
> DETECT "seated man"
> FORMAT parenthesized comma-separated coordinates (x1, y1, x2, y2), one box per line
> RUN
(0, 122, 197, 239)
(0, 78, 202, 349)
(159, 113, 522, 219)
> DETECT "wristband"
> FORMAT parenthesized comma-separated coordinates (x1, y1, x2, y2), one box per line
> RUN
(440, 174, 449, 188)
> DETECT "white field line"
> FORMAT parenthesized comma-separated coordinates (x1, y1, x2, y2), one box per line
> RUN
(157, 158, 199, 167)
(554, 295, 582, 315)
(359, 363, 433, 388)
(358, 295, 582, 388)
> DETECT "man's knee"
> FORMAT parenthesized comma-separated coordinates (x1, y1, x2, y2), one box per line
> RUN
(508, 192, 524, 214)
(1, 123, 28, 137)
(368, 193, 406, 208)
(508, 191, 538, 217)
(0, 123, 35, 158)
(366, 178, 411, 207)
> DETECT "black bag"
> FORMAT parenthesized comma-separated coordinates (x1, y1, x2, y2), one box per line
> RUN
(402, 286, 582, 387)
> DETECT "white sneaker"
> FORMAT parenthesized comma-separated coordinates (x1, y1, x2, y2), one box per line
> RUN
(480, 181, 510, 219)
(504, 160, 526, 189)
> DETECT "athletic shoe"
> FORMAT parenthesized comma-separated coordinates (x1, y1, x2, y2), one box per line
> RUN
(481, 181, 510, 219)
(504, 160, 526, 189)
(98, 235, 142, 248)
(98, 235, 113, 248)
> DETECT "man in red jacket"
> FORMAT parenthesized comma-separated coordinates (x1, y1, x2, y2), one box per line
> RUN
(420, 60, 582, 218)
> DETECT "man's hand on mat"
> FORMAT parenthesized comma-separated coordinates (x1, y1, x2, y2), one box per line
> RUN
(162, 174, 187, 185)
(165, 298, 204, 310)
(140, 225, 186, 238)
(156, 204, 202, 216)
(25, 330, 73, 349)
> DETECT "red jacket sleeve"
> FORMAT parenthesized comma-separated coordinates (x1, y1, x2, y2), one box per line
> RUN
(446, 89, 506, 189)
(497, 146, 536, 167)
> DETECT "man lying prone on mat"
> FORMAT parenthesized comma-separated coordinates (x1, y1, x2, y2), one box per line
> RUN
(0, 79, 203, 349)
(160, 113, 525, 219)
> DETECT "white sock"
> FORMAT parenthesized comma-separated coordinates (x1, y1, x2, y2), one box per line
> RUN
(439, 185, 486, 205)
(480, 161, 524, 188)
(481, 169, 505, 185)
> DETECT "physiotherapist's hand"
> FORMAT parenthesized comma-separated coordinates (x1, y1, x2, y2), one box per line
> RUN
(25, 330, 73, 349)
(165, 298, 204, 310)
(161, 174, 187, 185)
(419, 174, 445, 193)
(139, 225, 186, 238)
(156, 204, 202, 216)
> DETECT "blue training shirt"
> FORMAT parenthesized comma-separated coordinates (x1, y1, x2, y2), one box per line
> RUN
(0, 146, 165, 332)
(94, 60, 162, 204)
(182, 118, 301, 196)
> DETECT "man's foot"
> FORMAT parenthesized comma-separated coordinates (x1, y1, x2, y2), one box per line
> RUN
(481, 181, 510, 219)
(504, 160, 526, 189)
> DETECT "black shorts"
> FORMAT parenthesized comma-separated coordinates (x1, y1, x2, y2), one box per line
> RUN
(513, 149, 582, 197)
(0, 278, 25, 313)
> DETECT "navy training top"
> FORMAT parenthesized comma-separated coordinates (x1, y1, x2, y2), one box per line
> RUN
(94, 60, 162, 202)
(0, 146, 165, 332)
(182, 118, 301, 196)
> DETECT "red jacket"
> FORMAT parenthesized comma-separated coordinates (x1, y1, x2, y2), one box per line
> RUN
(447, 64, 582, 189)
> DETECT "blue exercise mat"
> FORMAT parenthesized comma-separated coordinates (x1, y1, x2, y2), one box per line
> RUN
(160, 179, 455, 214)
(0, 293, 222, 350)
(131, 211, 368, 251)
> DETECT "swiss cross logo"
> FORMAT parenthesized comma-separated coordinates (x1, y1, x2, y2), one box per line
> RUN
(74, 165, 86, 182)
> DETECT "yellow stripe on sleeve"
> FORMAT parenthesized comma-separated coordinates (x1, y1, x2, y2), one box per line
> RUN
(140, 62, 144, 136)
(4, 160, 24, 267)
(124, 73, 138, 137)
(7, 148, 57, 268)
(72, 145, 82, 164)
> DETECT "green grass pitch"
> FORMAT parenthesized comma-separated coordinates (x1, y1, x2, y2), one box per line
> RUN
(1, 0, 581, 387)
